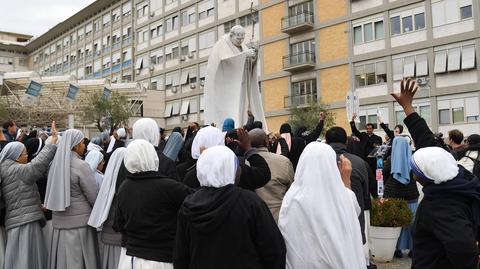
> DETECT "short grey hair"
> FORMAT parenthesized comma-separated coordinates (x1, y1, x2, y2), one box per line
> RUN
(229, 25, 245, 35)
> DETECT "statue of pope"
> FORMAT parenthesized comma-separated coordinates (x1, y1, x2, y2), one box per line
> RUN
(204, 25, 266, 129)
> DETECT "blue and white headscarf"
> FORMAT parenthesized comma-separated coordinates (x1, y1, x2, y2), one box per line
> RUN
(410, 147, 459, 185)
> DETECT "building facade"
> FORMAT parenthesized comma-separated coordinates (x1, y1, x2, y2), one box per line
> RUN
(0, 31, 31, 74)
(2, 0, 480, 136)
(260, 0, 480, 137)
(26, 0, 259, 130)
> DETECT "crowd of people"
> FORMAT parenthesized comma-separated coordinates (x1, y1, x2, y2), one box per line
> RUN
(0, 78, 478, 269)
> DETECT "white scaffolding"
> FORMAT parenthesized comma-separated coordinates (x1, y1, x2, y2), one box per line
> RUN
(0, 71, 147, 127)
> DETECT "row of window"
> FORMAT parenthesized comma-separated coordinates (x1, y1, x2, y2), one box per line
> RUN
(136, 0, 214, 21)
(137, 0, 214, 40)
(34, 27, 133, 64)
(358, 96, 480, 129)
(137, 10, 257, 47)
(164, 97, 204, 118)
(135, 29, 215, 72)
(41, 48, 132, 75)
(0, 57, 14, 65)
(353, 1, 473, 45)
(34, 0, 214, 63)
(354, 44, 476, 88)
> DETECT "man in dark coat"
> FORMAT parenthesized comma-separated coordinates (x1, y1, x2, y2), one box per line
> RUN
(350, 116, 383, 174)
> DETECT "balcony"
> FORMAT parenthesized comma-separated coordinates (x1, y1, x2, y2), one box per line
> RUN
(284, 93, 318, 108)
(112, 42, 121, 50)
(122, 59, 132, 67)
(112, 63, 121, 72)
(283, 51, 316, 72)
(281, 12, 314, 34)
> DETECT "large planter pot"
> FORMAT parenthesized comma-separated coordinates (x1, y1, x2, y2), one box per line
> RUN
(370, 226, 402, 263)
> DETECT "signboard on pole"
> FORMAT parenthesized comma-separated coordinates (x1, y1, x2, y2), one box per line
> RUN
(346, 90, 360, 121)
(25, 81, 43, 97)
(66, 84, 79, 100)
(102, 87, 111, 99)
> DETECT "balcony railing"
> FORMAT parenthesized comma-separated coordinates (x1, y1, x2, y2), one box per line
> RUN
(284, 93, 318, 108)
(281, 12, 314, 34)
(123, 36, 132, 45)
(283, 51, 316, 72)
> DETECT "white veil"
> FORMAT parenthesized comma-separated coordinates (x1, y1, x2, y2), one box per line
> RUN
(278, 142, 366, 269)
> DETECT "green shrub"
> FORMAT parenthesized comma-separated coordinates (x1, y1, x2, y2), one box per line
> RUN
(370, 198, 413, 227)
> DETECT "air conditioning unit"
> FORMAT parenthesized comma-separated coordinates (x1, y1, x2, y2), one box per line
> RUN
(190, 83, 196, 89)
(149, 66, 154, 72)
(181, 115, 188, 121)
(187, 52, 194, 59)
(150, 12, 155, 18)
(180, 55, 186, 61)
(416, 77, 429, 86)
(200, 80, 205, 86)
(135, 69, 141, 75)
(96, 51, 101, 55)
(172, 86, 178, 93)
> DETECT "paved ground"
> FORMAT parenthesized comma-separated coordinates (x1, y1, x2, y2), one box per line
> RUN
(376, 257, 412, 269)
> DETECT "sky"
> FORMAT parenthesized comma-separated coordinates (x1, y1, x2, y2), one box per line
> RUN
(0, 0, 96, 38)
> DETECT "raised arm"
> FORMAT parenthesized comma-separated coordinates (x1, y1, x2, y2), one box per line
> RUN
(350, 113, 362, 138)
(235, 128, 271, 190)
(305, 112, 325, 144)
(19, 144, 57, 185)
(378, 115, 394, 141)
(391, 79, 435, 149)
(20, 121, 58, 184)
(244, 110, 255, 131)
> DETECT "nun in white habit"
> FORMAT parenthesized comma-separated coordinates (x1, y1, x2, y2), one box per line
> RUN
(88, 147, 126, 269)
(85, 150, 105, 188)
(278, 142, 366, 269)
(45, 129, 100, 269)
(131, 118, 178, 179)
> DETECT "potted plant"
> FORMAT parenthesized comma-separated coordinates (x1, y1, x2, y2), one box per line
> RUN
(370, 198, 413, 262)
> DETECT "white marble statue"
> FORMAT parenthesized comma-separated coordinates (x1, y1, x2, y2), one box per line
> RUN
(204, 25, 267, 130)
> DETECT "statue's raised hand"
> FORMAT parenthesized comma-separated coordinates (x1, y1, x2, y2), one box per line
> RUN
(245, 48, 256, 59)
